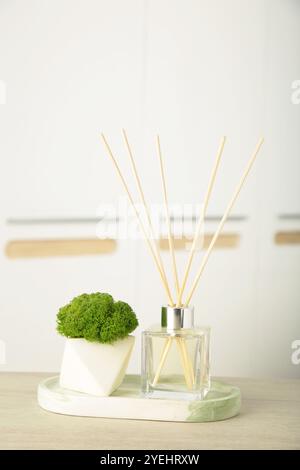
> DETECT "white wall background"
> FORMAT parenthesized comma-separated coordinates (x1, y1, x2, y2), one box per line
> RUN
(0, 0, 299, 378)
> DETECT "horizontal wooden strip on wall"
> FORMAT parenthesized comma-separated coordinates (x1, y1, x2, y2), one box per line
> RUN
(5, 239, 117, 259)
(159, 233, 240, 251)
(274, 231, 300, 245)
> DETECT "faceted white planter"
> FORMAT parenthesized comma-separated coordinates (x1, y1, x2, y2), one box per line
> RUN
(60, 336, 135, 396)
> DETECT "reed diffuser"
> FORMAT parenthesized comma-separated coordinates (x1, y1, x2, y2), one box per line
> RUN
(101, 131, 263, 400)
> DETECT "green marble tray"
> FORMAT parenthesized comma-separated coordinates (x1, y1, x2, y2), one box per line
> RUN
(38, 375, 241, 422)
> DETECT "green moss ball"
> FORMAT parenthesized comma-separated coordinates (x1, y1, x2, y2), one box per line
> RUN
(57, 292, 138, 343)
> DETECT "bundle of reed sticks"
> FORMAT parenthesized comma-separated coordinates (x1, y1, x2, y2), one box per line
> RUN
(101, 130, 263, 388)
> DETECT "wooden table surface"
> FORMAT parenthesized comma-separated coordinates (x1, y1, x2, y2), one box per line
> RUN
(0, 373, 299, 450)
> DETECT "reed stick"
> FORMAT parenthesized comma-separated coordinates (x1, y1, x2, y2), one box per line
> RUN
(176, 337, 193, 390)
(122, 129, 170, 296)
(180, 337, 195, 386)
(101, 133, 175, 306)
(152, 337, 172, 386)
(157, 135, 180, 301)
(155, 135, 193, 386)
(185, 137, 264, 306)
(176, 136, 226, 307)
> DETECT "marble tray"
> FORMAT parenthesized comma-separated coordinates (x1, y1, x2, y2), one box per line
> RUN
(38, 375, 241, 422)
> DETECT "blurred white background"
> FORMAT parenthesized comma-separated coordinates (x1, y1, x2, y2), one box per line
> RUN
(0, 0, 299, 378)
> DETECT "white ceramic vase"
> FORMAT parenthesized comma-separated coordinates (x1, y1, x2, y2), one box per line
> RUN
(60, 336, 135, 396)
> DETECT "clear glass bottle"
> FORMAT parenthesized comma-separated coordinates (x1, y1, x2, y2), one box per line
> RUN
(142, 306, 210, 400)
